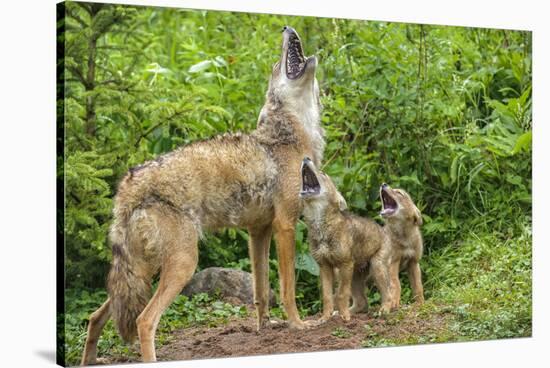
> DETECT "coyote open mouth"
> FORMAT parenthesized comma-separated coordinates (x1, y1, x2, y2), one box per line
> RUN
(380, 185, 398, 216)
(286, 29, 307, 79)
(281, 26, 316, 80)
(300, 159, 321, 197)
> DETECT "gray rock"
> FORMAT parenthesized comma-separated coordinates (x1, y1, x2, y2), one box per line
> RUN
(181, 267, 276, 306)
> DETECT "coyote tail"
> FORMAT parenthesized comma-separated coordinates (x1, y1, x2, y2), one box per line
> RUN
(106, 179, 153, 343)
(107, 231, 152, 343)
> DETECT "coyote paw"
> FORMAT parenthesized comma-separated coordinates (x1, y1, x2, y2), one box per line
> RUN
(340, 312, 351, 322)
(82, 357, 110, 366)
(350, 304, 368, 315)
(376, 305, 392, 317)
(304, 319, 321, 328)
(289, 319, 317, 330)
(257, 316, 271, 330)
(257, 316, 285, 330)
(318, 314, 332, 324)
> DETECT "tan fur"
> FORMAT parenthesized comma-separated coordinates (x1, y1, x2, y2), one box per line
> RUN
(300, 160, 424, 321)
(349, 185, 424, 313)
(81, 27, 324, 365)
(300, 159, 393, 322)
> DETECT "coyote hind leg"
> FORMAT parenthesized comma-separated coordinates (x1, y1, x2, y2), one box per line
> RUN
(350, 270, 368, 314)
(81, 298, 111, 366)
(136, 214, 199, 362)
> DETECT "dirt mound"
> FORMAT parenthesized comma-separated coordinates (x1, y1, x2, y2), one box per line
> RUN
(101, 304, 451, 364)
(158, 315, 365, 361)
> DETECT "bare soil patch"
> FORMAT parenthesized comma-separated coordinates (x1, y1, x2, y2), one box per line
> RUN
(99, 304, 452, 365)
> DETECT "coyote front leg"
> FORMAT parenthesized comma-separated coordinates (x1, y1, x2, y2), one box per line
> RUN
(371, 257, 394, 314)
(273, 219, 306, 329)
(318, 263, 334, 322)
(389, 260, 402, 310)
(408, 261, 424, 304)
(248, 224, 273, 330)
(335, 262, 353, 321)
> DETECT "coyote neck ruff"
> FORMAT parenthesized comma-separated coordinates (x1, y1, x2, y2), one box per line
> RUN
(80, 26, 325, 365)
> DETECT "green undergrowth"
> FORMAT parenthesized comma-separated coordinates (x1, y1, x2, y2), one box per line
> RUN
(63, 291, 247, 366)
(360, 217, 531, 348)
(424, 218, 532, 340)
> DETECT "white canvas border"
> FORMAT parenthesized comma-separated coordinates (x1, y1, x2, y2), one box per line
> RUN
(0, 0, 547, 367)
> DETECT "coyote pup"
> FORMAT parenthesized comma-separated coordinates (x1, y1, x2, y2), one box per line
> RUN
(81, 26, 324, 365)
(299, 158, 393, 321)
(351, 183, 424, 312)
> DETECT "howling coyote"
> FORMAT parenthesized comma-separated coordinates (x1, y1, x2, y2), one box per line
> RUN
(81, 26, 324, 364)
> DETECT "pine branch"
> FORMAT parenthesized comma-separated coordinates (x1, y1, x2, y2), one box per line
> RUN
(67, 65, 89, 89)
(66, 6, 89, 28)
(134, 110, 189, 148)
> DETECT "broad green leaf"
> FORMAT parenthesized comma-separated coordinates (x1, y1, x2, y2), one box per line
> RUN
(511, 131, 532, 154)
(295, 252, 320, 276)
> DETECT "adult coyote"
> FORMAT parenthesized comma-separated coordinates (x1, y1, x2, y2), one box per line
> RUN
(81, 26, 324, 364)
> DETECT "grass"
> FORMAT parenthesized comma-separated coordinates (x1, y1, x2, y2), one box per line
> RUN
(425, 219, 532, 340)
(331, 327, 353, 339)
(358, 217, 532, 348)
(63, 291, 248, 366)
(62, 217, 531, 364)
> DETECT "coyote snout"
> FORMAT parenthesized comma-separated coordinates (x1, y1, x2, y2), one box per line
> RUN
(299, 157, 344, 206)
(380, 183, 422, 226)
(259, 28, 324, 166)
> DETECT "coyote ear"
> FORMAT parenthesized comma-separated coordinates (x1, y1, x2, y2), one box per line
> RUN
(337, 192, 348, 212)
(257, 110, 267, 126)
(413, 207, 423, 226)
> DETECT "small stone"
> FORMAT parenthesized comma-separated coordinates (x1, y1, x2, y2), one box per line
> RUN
(181, 267, 276, 306)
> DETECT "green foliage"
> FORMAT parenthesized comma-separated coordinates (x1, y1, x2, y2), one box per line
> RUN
(63, 289, 135, 365)
(60, 1, 531, 351)
(331, 327, 353, 339)
(425, 219, 532, 340)
(64, 151, 114, 285)
(63, 289, 247, 366)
